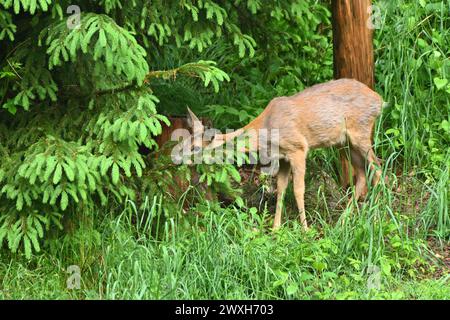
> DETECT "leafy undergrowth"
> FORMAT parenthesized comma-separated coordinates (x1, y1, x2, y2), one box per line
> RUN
(0, 189, 448, 300)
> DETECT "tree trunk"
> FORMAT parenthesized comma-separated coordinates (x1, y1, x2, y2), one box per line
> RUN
(331, 0, 375, 188)
(332, 0, 375, 88)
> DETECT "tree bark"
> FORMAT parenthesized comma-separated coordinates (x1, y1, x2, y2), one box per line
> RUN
(332, 0, 375, 188)
(332, 0, 375, 88)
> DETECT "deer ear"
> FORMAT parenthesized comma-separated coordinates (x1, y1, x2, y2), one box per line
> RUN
(186, 107, 204, 132)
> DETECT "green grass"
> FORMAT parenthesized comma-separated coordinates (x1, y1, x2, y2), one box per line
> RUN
(0, 189, 448, 300)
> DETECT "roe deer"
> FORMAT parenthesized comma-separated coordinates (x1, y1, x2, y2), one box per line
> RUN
(180, 78, 385, 230)
(148, 116, 215, 205)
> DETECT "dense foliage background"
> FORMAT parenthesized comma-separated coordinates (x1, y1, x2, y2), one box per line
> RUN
(0, 0, 448, 299)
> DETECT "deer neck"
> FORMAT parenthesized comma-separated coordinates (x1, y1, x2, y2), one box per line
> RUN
(219, 111, 265, 139)
(216, 128, 245, 142)
(214, 128, 259, 153)
(210, 112, 265, 152)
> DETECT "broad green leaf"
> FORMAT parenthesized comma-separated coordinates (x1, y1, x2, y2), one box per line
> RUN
(433, 77, 448, 90)
(286, 283, 299, 295)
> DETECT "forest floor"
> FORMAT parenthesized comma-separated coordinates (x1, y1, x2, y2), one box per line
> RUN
(0, 166, 449, 300)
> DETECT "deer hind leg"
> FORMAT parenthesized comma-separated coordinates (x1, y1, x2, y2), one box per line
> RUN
(290, 150, 308, 230)
(349, 148, 368, 201)
(350, 138, 383, 198)
(273, 159, 291, 230)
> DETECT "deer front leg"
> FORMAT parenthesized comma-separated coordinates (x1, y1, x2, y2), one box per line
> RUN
(291, 150, 308, 230)
(273, 160, 291, 230)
